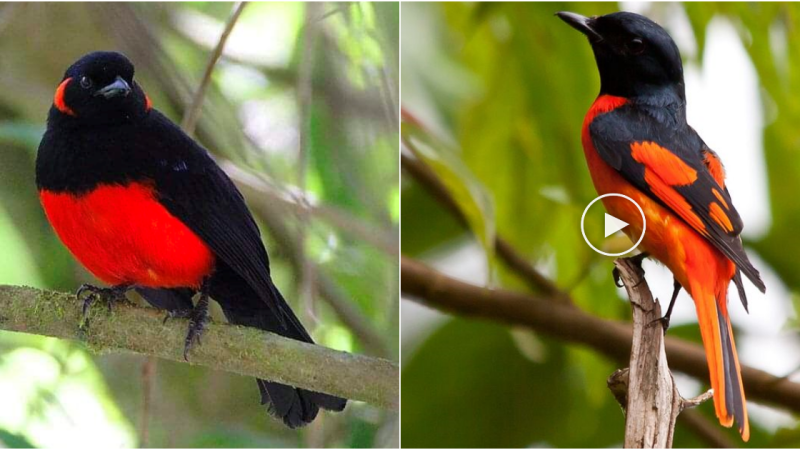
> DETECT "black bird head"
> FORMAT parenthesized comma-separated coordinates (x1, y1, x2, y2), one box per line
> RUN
(557, 11, 685, 99)
(51, 51, 150, 125)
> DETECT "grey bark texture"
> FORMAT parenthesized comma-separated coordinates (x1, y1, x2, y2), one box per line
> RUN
(612, 259, 713, 448)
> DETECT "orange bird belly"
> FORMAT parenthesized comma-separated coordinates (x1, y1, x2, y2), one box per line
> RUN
(39, 182, 215, 288)
(581, 96, 734, 296)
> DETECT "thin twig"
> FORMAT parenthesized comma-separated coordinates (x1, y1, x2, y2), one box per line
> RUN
(363, 2, 399, 130)
(0, 285, 398, 409)
(181, 1, 248, 135)
(241, 182, 392, 358)
(223, 162, 398, 255)
(682, 389, 715, 409)
(296, 2, 321, 325)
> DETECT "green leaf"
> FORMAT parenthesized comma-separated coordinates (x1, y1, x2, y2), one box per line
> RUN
(401, 318, 625, 447)
(0, 430, 35, 448)
(402, 119, 497, 284)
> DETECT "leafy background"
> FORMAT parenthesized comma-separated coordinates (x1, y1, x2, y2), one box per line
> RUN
(0, 2, 398, 448)
(402, 2, 800, 447)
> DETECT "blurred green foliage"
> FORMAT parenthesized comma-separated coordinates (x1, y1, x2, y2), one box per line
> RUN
(0, 2, 398, 448)
(402, 2, 800, 447)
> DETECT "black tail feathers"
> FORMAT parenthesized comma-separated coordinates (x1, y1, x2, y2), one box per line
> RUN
(257, 380, 347, 429)
(209, 264, 347, 427)
(733, 270, 749, 313)
(717, 305, 748, 438)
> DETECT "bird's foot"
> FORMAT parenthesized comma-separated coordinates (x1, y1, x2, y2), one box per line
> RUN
(647, 315, 671, 331)
(612, 252, 649, 288)
(77, 284, 132, 317)
(612, 268, 623, 288)
(648, 279, 681, 333)
(183, 294, 210, 361)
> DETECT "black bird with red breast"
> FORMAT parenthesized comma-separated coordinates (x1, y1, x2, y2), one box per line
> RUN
(36, 51, 346, 428)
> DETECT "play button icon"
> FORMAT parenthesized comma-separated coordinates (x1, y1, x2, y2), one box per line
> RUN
(581, 193, 646, 257)
(604, 214, 629, 238)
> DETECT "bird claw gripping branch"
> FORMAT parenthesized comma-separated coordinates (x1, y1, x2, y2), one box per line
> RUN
(77, 283, 132, 317)
(183, 292, 210, 361)
(612, 252, 648, 288)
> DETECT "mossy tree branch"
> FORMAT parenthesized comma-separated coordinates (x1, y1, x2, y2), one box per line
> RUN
(0, 285, 398, 410)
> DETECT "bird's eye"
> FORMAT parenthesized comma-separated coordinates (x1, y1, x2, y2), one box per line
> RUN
(80, 76, 93, 89)
(628, 38, 646, 55)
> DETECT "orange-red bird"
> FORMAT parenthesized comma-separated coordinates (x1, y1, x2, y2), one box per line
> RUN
(558, 11, 765, 440)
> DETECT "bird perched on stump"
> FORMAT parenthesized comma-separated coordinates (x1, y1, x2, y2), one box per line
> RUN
(558, 11, 765, 441)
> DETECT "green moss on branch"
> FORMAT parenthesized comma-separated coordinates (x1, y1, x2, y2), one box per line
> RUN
(0, 284, 398, 410)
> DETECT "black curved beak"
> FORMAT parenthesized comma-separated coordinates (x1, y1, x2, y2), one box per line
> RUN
(556, 11, 603, 42)
(94, 76, 131, 99)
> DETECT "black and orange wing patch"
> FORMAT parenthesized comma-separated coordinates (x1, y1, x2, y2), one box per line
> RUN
(589, 106, 765, 293)
(629, 141, 707, 233)
(702, 145, 726, 188)
(627, 140, 741, 237)
(701, 144, 753, 309)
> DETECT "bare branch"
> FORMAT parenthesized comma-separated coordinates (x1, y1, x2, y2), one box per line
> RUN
(223, 163, 398, 255)
(181, 2, 247, 135)
(401, 256, 800, 416)
(296, 2, 321, 319)
(241, 182, 392, 358)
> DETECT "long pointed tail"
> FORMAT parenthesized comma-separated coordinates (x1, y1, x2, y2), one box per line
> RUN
(691, 280, 749, 441)
(209, 264, 347, 428)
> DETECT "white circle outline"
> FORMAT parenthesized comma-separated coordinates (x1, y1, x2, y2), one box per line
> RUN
(580, 193, 646, 257)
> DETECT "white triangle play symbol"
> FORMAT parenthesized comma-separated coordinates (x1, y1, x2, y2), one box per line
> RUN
(604, 213, 629, 238)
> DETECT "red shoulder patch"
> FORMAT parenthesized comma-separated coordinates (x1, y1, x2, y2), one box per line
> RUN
(584, 95, 628, 125)
(582, 95, 628, 146)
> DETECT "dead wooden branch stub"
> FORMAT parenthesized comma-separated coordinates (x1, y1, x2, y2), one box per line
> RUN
(611, 258, 713, 448)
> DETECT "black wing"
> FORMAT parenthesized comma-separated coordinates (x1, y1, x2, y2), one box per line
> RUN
(136, 110, 290, 322)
